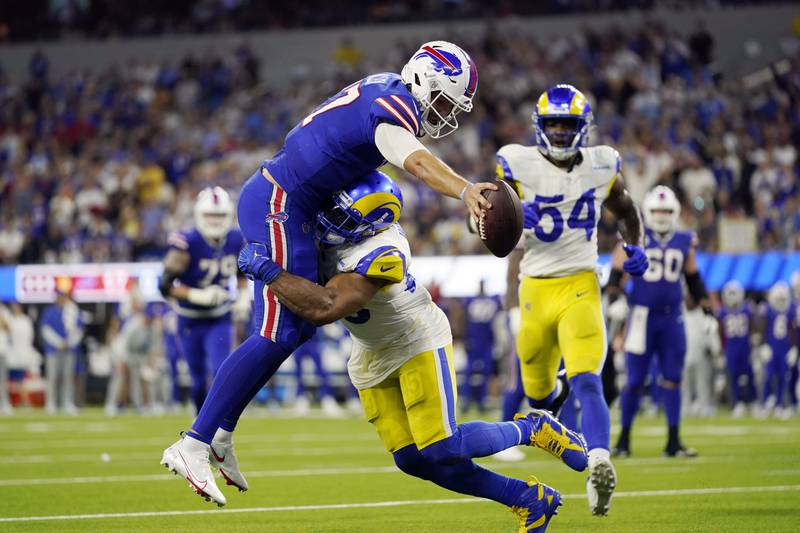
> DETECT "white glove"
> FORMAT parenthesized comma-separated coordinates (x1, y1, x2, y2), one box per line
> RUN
(759, 344, 773, 363)
(788, 347, 798, 366)
(187, 286, 231, 307)
(607, 298, 629, 322)
(232, 289, 252, 321)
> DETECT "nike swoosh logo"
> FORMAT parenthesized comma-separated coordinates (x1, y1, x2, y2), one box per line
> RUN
(178, 449, 208, 491)
(576, 291, 588, 298)
(380, 265, 395, 272)
(211, 446, 225, 463)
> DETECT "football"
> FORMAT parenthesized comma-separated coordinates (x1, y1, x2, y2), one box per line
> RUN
(477, 179, 524, 258)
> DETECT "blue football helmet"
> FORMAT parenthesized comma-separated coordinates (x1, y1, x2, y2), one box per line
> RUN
(532, 84, 593, 162)
(316, 170, 404, 246)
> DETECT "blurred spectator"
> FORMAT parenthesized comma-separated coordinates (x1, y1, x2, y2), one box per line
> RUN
(0, 19, 799, 260)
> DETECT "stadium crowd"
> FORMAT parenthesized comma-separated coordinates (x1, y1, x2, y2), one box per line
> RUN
(1, 19, 800, 265)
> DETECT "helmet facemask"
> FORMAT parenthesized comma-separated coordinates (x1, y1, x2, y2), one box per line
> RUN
(315, 199, 378, 247)
(536, 117, 589, 161)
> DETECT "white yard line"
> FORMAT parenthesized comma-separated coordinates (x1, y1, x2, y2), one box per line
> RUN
(3, 455, 799, 487)
(1, 484, 798, 523)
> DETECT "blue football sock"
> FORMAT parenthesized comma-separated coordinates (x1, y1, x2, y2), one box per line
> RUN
(421, 420, 530, 464)
(620, 385, 642, 430)
(559, 392, 579, 432)
(661, 386, 681, 427)
(501, 386, 524, 422)
(570, 372, 610, 451)
(188, 335, 291, 443)
(393, 445, 528, 507)
(527, 384, 558, 410)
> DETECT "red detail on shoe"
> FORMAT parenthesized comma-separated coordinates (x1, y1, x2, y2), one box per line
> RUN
(219, 468, 245, 491)
(177, 449, 208, 492)
(211, 446, 225, 463)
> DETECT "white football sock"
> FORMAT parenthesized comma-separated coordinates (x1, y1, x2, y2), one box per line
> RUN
(214, 428, 233, 444)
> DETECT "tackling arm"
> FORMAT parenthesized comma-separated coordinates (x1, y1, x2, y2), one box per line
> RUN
(605, 243, 629, 299)
(604, 177, 644, 248)
(268, 271, 384, 326)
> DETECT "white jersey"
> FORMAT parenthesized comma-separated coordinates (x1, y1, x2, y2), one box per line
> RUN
(320, 224, 452, 390)
(496, 144, 619, 278)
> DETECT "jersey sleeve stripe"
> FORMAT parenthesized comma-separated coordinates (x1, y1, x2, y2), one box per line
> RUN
(389, 95, 419, 134)
(375, 97, 415, 135)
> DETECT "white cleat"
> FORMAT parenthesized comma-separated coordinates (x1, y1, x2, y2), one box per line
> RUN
(210, 440, 249, 492)
(161, 435, 227, 507)
(491, 446, 526, 462)
(731, 402, 747, 419)
(587, 454, 616, 517)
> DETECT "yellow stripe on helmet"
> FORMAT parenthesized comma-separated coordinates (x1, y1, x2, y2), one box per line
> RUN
(536, 91, 549, 115)
(350, 192, 402, 221)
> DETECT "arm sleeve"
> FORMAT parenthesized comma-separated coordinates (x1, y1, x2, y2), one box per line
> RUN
(374, 123, 429, 169)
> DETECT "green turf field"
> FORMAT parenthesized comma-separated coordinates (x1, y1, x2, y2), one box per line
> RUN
(1, 408, 798, 532)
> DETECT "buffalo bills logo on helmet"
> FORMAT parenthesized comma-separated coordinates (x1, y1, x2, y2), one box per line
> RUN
(266, 211, 289, 224)
(414, 45, 463, 76)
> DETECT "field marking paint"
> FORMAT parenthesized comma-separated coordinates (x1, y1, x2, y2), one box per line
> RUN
(3, 453, 799, 487)
(1, 485, 798, 523)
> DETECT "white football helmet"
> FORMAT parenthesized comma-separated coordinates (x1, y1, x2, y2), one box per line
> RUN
(767, 281, 791, 313)
(721, 280, 745, 309)
(194, 186, 233, 241)
(791, 270, 800, 300)
(643, 185, 681, 235)
(401, 41, 477, 139)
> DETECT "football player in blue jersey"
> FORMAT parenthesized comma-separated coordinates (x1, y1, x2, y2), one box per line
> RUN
(161, 41, 498, 506)
(758, 281, 796, 418)
(606, 185, 712, 458)
(461, 280, 502, 413)
(239, 171, 584, 531)
(718, 281, 756, 417)
(159, 187, 245, 414)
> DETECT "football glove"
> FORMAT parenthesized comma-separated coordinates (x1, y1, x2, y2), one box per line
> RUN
(186, 285, 231, 307)
(521, 201, 540, 230)
(238, 242, 282, 283)
(607, 297, 629, 323)
(622, 244, 649, 276)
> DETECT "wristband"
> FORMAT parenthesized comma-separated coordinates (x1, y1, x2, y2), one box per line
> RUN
(459, 183, 473, 202)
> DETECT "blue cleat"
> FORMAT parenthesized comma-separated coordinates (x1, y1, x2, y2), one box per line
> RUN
(516, 409, 588, 472)
(510, 478, 562, 532)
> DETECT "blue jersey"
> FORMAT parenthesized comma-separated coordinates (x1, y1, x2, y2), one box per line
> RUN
(167, 228, 244, 318)
(464, 295, 501, 350)
(719, 304, 752, 354)
(629, 229, 696, 312)
(764, 304, 795, 356)
(264, 73, 422, 213)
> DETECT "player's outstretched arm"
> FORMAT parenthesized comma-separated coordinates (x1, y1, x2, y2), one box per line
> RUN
(604, 177, 643, 247)
(373, 123, 495, 220)
(268, 271, 384, 326)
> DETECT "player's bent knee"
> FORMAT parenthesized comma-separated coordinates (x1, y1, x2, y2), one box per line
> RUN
(393, 444, 432, 480)
(569, 372, 603, 396)
(419, 432, 463, 465)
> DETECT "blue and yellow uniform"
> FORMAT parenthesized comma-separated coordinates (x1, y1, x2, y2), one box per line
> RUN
(319, 223, 454, 452)
(496, 142, 619, 397)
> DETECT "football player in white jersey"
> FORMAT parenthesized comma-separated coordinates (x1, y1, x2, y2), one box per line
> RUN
(496, 84, 649, 517)
(239, 170, 590, 532)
